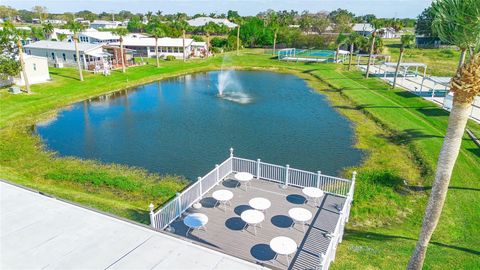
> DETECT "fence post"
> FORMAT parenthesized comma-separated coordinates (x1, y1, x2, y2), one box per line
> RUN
(198, 177, 203, 196)
(149, 203, 155, 228)
(316, 171, 322, 189)
(215, 164, 220, 182)
(284, 164, 290, 188)
(351, 171, 357, 200)
(229, 147, 234, 158)
(256, 159, 261, 179)
(176, 192, 182, 217)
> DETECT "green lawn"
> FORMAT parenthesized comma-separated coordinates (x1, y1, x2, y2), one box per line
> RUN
(0, 50, 478, 269)
(383, 39, 461, 77)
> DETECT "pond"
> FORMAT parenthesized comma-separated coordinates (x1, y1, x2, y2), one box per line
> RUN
(36, 70, 363, 180)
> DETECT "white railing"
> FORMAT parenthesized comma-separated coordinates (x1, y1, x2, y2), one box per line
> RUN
(149, 149, 356, 238)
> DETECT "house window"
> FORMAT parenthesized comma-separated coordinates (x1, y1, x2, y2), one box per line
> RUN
(51, 52, 55, 60)
(73, 54, 77, 61)
(33, 63, 37, 71)
(62, 53, 66, 61)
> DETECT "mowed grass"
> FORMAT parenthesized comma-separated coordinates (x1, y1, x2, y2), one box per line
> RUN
(383, 39, 461, 77)
(0, 50, 478, 269)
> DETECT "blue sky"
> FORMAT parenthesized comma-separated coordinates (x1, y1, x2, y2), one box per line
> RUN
(4, 0, 433, 18)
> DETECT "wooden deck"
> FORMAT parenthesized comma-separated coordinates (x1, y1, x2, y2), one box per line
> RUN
(167, 176, 346, 269)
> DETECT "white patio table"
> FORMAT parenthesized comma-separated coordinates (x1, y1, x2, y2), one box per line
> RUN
(240, 209, 264, 235)
(249, 197, 271, 213)
(212, 190, 234, 212)
(234, 172, 254, 191)
(288, 207, 312, 232)
(183, 213, 208, 236)
(270, 236, 297, 266)
(302, 187, 324, 206)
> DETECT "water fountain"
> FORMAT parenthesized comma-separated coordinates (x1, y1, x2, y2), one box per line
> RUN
(216, 55, 252, 104)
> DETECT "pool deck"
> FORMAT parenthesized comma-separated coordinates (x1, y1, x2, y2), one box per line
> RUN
(167, 176, 346, 269)
(0, 180, 263, 270)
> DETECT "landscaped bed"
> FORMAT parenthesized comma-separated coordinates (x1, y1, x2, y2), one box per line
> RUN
(1, 50, 478, 269)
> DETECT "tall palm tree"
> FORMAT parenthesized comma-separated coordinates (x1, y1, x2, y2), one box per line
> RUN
(233, 17, 244, 56)
(407, 1, 480, 269)
(6, 23, 31, 93)
(266, 11, 280, 55)
(347, 32, 362, 71)
(113, 28, 129, 73)
(392, 34, 415, 88)
(42, 22, 54, 40)
(148, 24, 166, 67)
(335, 33, 349, 63)
(175, 20, 188, 62)
(67, 21, 85, 81)
(365, 19, 384, 78)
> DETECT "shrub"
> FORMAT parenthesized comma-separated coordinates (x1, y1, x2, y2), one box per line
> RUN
(165, 55, 176, 61)
(191, 35, 204, 42)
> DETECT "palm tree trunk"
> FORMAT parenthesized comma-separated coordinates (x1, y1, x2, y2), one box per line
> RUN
(182, 29, 186, 62)
(407, 101, 472, 270)
(74, 35, 84, 82)
(457, 48, 466, 71)
(348, 43, 353, 71)
(120, 39, 126, 73)
(392, 47, 404, 88)
(335, 46, 340, 62)
(236, 26, 240, 55)
(273, 31, 277, 55)
(365, 32, 376, 78)
(17, 41, 31, 93)
(206, 34, 210, 58)
(155, 37, 159, 68)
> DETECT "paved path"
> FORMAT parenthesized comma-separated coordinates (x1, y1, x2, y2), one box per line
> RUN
(0, 180, 263, 270)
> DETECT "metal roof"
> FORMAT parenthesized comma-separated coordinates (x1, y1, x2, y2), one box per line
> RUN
(111, 37, 194, 47)
(24, 40, 103, 53)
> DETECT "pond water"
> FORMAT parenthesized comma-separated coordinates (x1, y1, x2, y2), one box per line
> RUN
(36, 71, 363, 180)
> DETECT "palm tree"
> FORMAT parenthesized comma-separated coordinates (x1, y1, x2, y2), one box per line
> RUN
(175, 20, 188, 62)
(204, 22, 216, 58)
(233, 17, 244, 56)
(365, 19, 384, 78)
(266, 11, 280, 55)
(67, 21, 85, 81)
(335, 33, 349, 63)
(432, 0, 480, 70)
(347, 32, 362, 71)
(42, 22, 54, 40)
(6, 23, 31, 93)
(145, 11, 153, 22)
(392, 34, 415, 88)
(113, 28, 129, 73)
(57, 33, 67, 42)
(407, 1, 480, 269)
(148, 24, 166, 67)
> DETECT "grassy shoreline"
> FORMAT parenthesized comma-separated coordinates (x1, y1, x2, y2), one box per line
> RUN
(1, 50, 478, 269)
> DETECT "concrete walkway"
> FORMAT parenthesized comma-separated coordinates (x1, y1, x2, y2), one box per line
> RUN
(0, 180, 263, 270)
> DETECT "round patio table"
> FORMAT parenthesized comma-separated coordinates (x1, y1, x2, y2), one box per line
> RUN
(240, 209, 264, 235)
(288, 207, 312, 232)
(249, 197, 271, 213)
(235, 172, 254, 191)
(302, 187, 324, 206)
(183, 213, 208, 236)
(270, 236, 297, 266)
(212, 190, 234, 212)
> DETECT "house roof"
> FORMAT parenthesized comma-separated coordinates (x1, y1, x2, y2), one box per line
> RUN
(91, 20, 121, 26)
(192, 41, 207, 46)
(111, 37, 194, 47)
(79, 31, 119, 41)
(187, 17, 237, 28)
(24, 40, 103, 53)
(352, 23, 374, 32)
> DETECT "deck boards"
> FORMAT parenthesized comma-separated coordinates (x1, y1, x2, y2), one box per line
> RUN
(167, 176, 345, 269)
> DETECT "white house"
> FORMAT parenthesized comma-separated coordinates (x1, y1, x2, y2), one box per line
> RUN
(77, 31, 148, 44)
(187, 17, 237, 28)
(45, 19, 66, 25)
(90, 20, 122, 29)
(14, 55, 51, 86)
(111, 37, 195, 59)
(378, 27, 397, 39)
(352, 23, 374, 36)
(24, 40, 106, 69)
